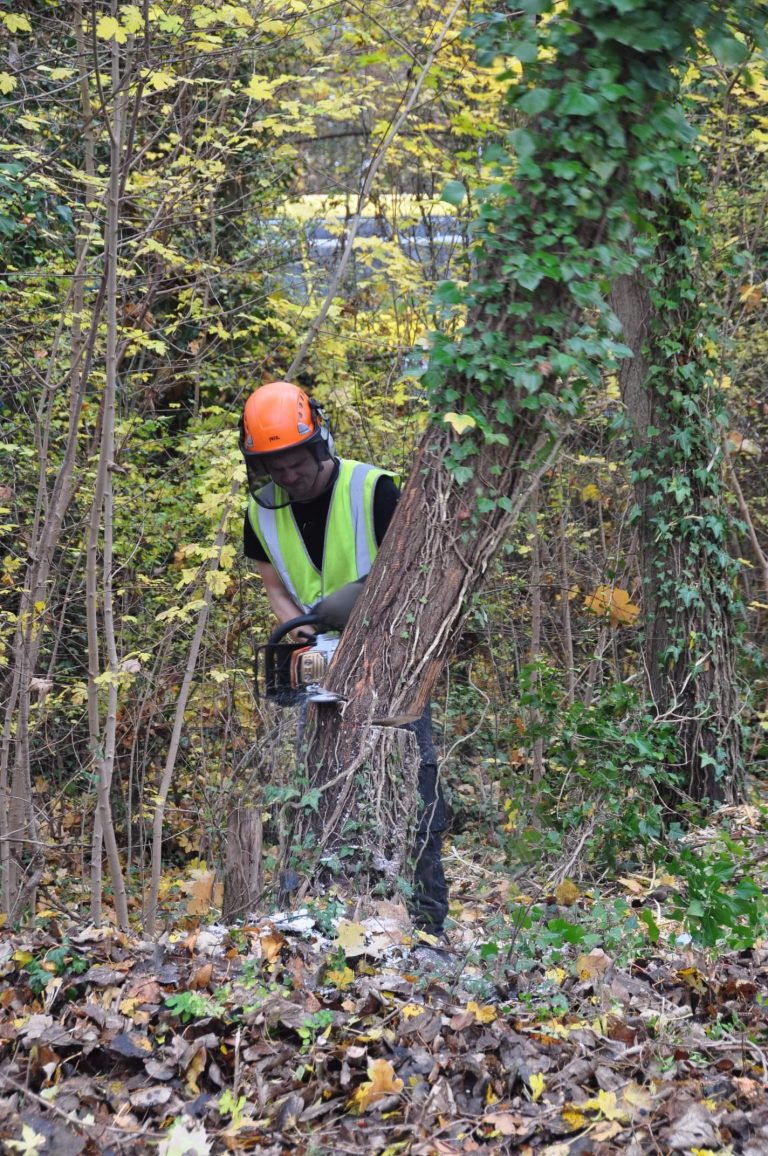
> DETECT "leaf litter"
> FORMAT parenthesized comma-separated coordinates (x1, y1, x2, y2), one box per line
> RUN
(1, 873, 767, 1155)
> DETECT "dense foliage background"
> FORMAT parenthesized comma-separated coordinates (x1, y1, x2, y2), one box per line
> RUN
(1, 0, 767, 939)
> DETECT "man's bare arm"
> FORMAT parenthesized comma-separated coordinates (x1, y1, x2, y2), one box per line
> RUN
(253, 560, 315, 638)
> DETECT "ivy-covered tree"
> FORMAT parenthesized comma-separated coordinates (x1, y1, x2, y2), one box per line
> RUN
(298, 0, 754, 872)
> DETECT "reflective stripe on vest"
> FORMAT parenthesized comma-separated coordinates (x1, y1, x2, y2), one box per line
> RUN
(248, 459, 392, 611)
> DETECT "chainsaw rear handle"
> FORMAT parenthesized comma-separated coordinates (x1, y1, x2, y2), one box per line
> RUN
(268, 613, 324, 646)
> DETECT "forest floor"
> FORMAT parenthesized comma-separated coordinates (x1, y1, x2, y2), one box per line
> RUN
(1, 812, 767, 1156)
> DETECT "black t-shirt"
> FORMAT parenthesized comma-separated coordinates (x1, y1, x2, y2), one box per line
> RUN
(243, 470, 400, 570)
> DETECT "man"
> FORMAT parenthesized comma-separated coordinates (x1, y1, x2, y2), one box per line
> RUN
(240, 380, 448, 937)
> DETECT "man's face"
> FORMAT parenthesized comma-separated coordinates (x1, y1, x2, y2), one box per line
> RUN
(265, 446, 327, 500)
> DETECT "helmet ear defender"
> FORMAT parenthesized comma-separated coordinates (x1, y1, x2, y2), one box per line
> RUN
(308, 397, 333, 450)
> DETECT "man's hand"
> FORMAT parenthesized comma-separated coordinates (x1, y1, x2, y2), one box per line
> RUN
(313, 580, 365, 630)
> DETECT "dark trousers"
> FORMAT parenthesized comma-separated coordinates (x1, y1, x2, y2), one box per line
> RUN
(406, 707, 449, 933)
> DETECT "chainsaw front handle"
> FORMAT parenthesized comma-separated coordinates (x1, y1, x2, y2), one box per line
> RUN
(267, 613, 324, 646)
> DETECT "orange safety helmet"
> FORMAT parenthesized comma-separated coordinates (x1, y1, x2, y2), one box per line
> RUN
(240, 381, 335, 494)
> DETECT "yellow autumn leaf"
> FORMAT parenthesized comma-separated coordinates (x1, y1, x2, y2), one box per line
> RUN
(2, 13, 32, 33)
(617, 874, 647, 894)
(467, 1000, 497, 1024)
(443, 411, 477, 435)
(325, 966, 354, 989)
(334, 919, 367, 952)
(544, 967, 567, 986)
(622, 1080, 655, 1118)
(537, 1018, 575, 1039)
(206, 569, 230, 596)
(582, 1089, 629, 1123)
(529, 1072, 546, 1102)
(738, 283, 763, 308)
(580, 483, 601, 502)
(5, 1123, 47, 1154)
(245, 74, 281, 100)
(145, 70, 178, 93)
(348, 1058, 404, 1113)
(0, 72, 17, 94)
(593, 1120, 624, 1141)
(584, 585, 640, 628)
(605, 588, 640, 628)
(95, 15, 128, 42)
(401, 1003, 427, 1018)
(121, 5, 145, 34)
(185, 1046, 207, 1094)
(258, 929, 285, 964)
(561, 1107, 588, 1131)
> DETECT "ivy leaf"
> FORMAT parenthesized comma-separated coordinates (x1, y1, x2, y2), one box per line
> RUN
(443, 412, 477, 435)
(517, 88, 552, 116)
(441, 180, 466, 206)
(706, 32, 749, 66)
(434, 280, 463, 305)
(559, 90, 600, 116)
(509, 127, 537, 162)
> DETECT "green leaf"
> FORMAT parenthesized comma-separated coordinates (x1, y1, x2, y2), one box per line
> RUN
(558, 91, 600, 116)
(441, 180, 466, 206)
(517, 88, 552, 116)
(509, 39, 539, 64)
(300, 788, 321, 812)
(706, 32, 749, 66)
(509, 128, 537, 163)
(434, 280, 463, 305)
(639, 909, 660, 944)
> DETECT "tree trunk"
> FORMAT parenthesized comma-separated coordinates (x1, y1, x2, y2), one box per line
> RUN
(612, 270, 743, 804)
(222, 808, 263, 922)
(299, 416, 557, 871)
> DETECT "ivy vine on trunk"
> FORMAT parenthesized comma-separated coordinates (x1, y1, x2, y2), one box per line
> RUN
(295, 0, 755, 875)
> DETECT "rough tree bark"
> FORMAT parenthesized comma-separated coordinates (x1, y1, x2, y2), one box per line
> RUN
(612, 271, 743, 804)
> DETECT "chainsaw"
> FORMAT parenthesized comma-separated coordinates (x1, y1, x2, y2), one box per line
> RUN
(255, 613, 343, 705)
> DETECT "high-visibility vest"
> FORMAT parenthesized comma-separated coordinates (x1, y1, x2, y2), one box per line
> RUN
(248, 459, 395, 611)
